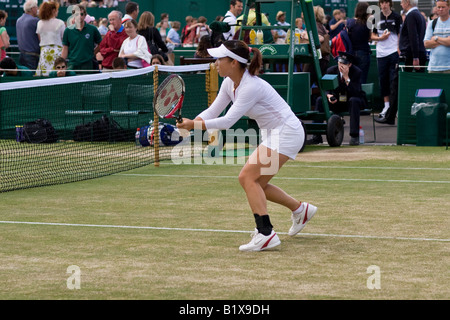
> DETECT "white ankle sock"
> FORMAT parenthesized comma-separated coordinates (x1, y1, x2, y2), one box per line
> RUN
(292, 202, 304, 214)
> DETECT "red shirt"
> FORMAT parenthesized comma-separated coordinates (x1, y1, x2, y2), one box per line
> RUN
(99, 26, 128, 69)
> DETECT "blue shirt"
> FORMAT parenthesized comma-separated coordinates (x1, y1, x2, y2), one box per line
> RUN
(424, 17, 450, 71)
(16, 13, 40, 53)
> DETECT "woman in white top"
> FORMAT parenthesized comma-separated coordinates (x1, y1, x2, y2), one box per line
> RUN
(177, 40, 318, 251)
(35, 1, 65, 76)
(119, 19, 151, 68)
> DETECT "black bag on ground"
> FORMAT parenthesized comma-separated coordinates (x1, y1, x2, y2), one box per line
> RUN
(23, 118, 58, 143)
(73, 115, 128, 142)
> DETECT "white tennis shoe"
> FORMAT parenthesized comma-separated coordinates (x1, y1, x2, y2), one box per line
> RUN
(239, 229, 281, 252)
(288, 202, 317, 236)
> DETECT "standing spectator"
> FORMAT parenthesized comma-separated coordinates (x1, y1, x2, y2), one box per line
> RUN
(35, 1, 65, 76)
(137, 11, 168, 62)
(347, 2, 372, 84)
(424, 0, 450, 73)
(61, 5, 102, 72)
(181, 16, 199, 47)
(16, 0, 40, 70)
(274, 11, 289, 44)
(99, 10, 128, 71)
(195, 16, 211, 44)
(0, 10, 10, 61)
(371, 0, 402, 121)
(158, 18, 170, 44)
(329, 9, 347, 39)
(301, 6, 331, 85)
(399, 0, 427, 72)
(166, 20, 181, 51)
(119, 19, 151, 69)
(122, 1, 139, 24)
(98, 18, 109, 38)
(223, 0, 243, 41)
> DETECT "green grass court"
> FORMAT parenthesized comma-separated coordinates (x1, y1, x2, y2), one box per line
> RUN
(0, 145, 449, 300)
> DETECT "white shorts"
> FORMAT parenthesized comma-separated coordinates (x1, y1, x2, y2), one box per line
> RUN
(260, 120, 305, 160)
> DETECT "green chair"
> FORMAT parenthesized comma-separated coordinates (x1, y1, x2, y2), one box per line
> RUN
(109, 84, 154, 131)
(64, 83, 113, 141)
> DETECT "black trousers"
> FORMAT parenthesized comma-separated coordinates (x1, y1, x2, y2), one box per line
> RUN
(316, 96, 362, 137)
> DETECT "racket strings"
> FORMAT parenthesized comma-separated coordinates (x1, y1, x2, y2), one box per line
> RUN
(155, 77, 184, 117)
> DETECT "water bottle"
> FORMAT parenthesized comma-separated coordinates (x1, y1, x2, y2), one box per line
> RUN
(256, 30, 264, 45)
(135, 127, 141, 146)
(249, 29, 256, 45)
(359, 126, 365, 144)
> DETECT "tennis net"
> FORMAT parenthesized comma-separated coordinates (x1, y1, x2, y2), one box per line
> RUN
(0, 64, 216, 192)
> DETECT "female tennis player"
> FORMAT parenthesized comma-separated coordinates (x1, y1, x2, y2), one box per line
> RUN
(177, 40, 317, 251)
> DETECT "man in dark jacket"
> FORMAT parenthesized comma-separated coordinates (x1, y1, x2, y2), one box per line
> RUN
(308, 51, 366, 146)
(399, 0, 427, 72)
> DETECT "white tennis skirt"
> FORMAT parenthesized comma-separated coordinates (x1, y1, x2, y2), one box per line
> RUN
(260, 120, 305, 160)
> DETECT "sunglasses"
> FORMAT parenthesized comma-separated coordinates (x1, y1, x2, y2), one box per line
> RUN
(56, 65, 67, 69)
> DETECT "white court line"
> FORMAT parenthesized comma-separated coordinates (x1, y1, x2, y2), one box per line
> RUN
(0, 220, 448, 243)
(116, 173, 450, 184)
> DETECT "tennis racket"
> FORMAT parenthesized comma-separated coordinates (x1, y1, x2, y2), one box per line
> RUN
(154, 74, 185, 123)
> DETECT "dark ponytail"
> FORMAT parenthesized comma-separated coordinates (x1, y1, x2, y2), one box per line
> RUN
(223, 40, 263, 76)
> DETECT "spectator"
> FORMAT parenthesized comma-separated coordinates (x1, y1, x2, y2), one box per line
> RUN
(301, 6, 331, 85)
(0, 10, 10, 61)
(158, 17, 170, 44)
(137, 11, 169, 62)
(223, 0, 244, 41)
(399, 0, 427, 72)
(423, 0, 450, 73)
(347, 2, 372, 84)
(112, 56, 127, 70)
(194, 35, 213, 58)
(16, 0, 40, 70)
(181, 16, 199, 47)
(98, 18, 109, 38)
(61, 5, 102, 72)
(195, 16, 211, 43)
(308, 52, 366, 146)
(329, 9, 347, 39)
(0, 57, 33, 77)
(35, 1, 65, 76)
(274, 11, 289, 44)
(122, 1, 139, 24)
(151, 54, 165, 65)
(99, 10, 128, 72)
(119, 19, 151, 69)
(49, 56, 76, 77)
(167, 20, 181, 51)
(371, 0, 402, 121)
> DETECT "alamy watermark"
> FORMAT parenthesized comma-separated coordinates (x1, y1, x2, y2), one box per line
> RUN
(67, 265, 81, 290)
(366, 265, 381, 290)
(170, 126, 280, 175)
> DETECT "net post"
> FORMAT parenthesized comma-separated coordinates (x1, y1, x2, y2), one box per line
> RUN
(153, 65, 160, 167)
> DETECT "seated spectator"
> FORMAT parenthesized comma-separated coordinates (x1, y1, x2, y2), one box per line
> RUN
(0, 57, 34, 77)
(112, 57, 127, 70)
(49, 56, 76, 77)
(194, 35, 213, 58)
(0, 10, 10, 61)
(151, 54, 165, 65)
(307, 52, 366, 146)
(119, 19, 151, 69)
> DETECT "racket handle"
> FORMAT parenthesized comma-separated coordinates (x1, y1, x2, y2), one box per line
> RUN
(176, 116, 183, 123)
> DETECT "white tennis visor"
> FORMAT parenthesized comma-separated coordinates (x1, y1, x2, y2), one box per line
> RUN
(207, 44, 248, 64)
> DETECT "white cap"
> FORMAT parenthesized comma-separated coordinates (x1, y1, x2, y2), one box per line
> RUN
(207, 44, 248, 64)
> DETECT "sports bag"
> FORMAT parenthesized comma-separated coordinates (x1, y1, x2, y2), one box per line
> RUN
(23, 118, 58, 143)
